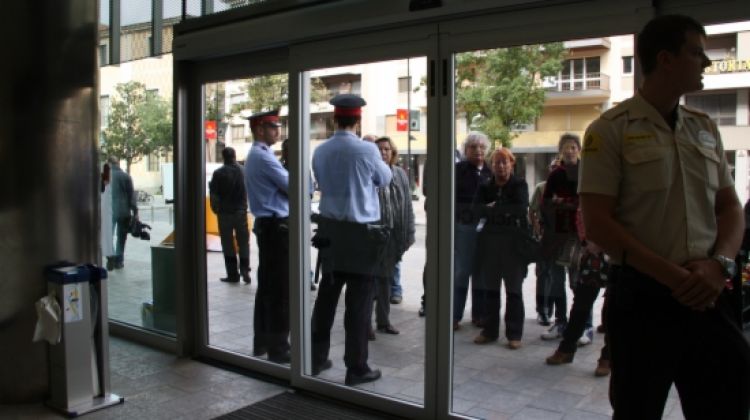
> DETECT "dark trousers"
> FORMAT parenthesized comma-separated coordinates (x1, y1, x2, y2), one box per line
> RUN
(113, 215, 131, 264)
(537, 259, 567, 325)
(217, 211, 250, 276)
(558, 282, 608, 360)
(608, 266, 750, 420)
(253, 218, 289, 358)
(373, 274, 393, 328)
(311, 271, 375, 374)
(478, 234, 526, 340)
(454, 223, 484, 322)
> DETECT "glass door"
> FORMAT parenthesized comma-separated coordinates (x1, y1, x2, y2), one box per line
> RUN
(288, 26, 440, 419)
(438, 2, 645, 418)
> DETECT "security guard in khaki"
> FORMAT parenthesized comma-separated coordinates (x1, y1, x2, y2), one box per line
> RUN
(579, 14, 749, 420)
(580, 93, 733, 265)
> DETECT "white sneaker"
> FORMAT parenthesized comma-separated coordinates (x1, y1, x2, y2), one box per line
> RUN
(541, 323, 564, 340)
(577, 327, 594, 346)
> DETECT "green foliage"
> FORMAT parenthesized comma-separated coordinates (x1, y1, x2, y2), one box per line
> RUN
(100, 81, 172, 173)
(229, 75, 328, 115)
(456, 43, 566, 149)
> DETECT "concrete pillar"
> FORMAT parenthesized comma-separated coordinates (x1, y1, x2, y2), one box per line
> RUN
(0, 1, 98, 403)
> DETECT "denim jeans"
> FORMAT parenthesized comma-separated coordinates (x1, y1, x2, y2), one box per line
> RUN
(391, 262, 402, 297)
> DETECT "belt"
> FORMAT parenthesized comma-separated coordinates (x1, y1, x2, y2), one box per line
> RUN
(255, 216, 288, 225)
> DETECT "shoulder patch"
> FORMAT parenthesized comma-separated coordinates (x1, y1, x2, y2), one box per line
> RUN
(582, 131, 602, 156)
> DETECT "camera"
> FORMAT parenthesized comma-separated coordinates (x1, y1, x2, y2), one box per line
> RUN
(130, 218, 151, 241)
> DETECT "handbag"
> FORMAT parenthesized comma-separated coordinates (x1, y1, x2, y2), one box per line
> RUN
(514, 230, 541, 264)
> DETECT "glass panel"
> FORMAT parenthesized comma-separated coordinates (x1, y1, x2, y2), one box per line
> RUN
(100, 56, 176, 336)
(204, 74, 292, 365)
(305, 58, 427, 405)
(451, 35, 634, 418)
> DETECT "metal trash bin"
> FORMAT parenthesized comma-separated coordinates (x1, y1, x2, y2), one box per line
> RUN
(45, 263, 123, 417)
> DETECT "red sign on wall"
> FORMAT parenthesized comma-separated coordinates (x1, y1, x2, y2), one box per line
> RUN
(396, 109, 408, 132)
(205, 120, 217, 140)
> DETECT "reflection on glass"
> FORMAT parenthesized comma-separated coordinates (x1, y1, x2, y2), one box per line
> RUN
(205, 75, 291, 365)
(451, 36, 633, 418)
(305, 59, 427, 404)
(100, 62, 176, 335)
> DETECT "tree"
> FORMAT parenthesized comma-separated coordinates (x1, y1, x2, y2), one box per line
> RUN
(100, 81, 173, 173)
(229, 75, 328, 115)
(456, 43, 566, 149)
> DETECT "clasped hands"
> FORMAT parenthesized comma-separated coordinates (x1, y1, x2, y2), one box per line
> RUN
(671, 259, 726, 311)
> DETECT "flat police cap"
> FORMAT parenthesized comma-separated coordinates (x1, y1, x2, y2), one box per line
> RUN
(247, 110, 281, 129)
(330, 94, 366, 117)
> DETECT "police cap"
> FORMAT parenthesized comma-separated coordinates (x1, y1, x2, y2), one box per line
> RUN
(330, 94, 366, 117)
(247, 110, 282, 129)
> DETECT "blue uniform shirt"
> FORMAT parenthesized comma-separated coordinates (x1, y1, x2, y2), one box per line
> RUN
(313, 130, 392, 223)
(244, 141, 289, 217)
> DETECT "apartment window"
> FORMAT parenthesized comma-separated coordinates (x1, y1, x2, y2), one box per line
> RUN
(705, 34, 737, 60)
(398, 76, 411, 93)
(231, 124, 246, 142)
(98, 44, 108, 66)
(685, 93, 737, 126)
(560, 57, 601, 90)
(100, 95, 111, 129)
(147, 152, 160, 172)
(622, 56, 634, 75)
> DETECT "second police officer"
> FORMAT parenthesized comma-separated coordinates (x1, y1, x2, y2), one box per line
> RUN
(310, 94, 393, 386)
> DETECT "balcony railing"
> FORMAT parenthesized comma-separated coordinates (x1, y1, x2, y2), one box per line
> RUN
(544, 73, 610, 92)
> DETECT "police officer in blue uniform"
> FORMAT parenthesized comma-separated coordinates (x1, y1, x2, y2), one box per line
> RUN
(310, 94, 392, 386)
(244, 110, 290, 364)
(209, 147, 251, 284)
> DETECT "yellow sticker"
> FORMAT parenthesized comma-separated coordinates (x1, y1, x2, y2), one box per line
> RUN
(624, 133, 653, 145)
(582, 132, 601, 155)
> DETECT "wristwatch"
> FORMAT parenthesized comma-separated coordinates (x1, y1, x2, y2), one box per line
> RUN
(711, 254, 737, 278)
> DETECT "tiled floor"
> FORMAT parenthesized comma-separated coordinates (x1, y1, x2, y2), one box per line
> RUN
(6, 199, 690, 419)
(0, 337, 288, 420)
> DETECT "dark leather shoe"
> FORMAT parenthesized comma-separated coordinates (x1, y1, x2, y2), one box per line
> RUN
(594, 359, 611, 377)
(390, 295, 402, 304)
(268, 351, 291, 364)
(368, 327, 376, 341)
(240, 270, 251, 284)
(418, 304, 425, 317)
(546, 350, 574, 365)
(312, 359, 332, 376)
(473, 334, 497, 345)
(377, 325, 400, 335)
(345, 369, 381, 386)
(253, 347, 267, 357)
(220, 276, 239, 283)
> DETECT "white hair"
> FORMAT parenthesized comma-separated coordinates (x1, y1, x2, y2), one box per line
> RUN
(461, 131, 490, 156)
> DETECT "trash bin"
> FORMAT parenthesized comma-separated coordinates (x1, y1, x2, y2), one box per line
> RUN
(44, 263, 123, 417)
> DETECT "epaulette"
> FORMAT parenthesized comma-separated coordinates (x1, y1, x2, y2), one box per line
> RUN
(600, 105, 628, 121)
(680, 104, 710, 118)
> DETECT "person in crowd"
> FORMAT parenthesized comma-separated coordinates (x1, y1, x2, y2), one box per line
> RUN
(540, 134, 590, 342)
(108, 156, 137, 270)
(453, 132, 492, 330)
(363, 134, 405, 305)
(310, 94, 392, 386)
(370, 136, 415, 336)
(244, 110, 290, 364)
(580, 14, 749, 418)
(101, 163, 114, 270)
(529, 179, 550, 326)
(472, 148, 529, 349)
(209, 147, 251, 284)
(545, 216, 611, 377)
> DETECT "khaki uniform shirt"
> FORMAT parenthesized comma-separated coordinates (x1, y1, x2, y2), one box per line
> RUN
(578, 93, 733, 265)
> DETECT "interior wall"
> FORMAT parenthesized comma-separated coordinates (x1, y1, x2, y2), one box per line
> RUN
(0, 0, 98, 403)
